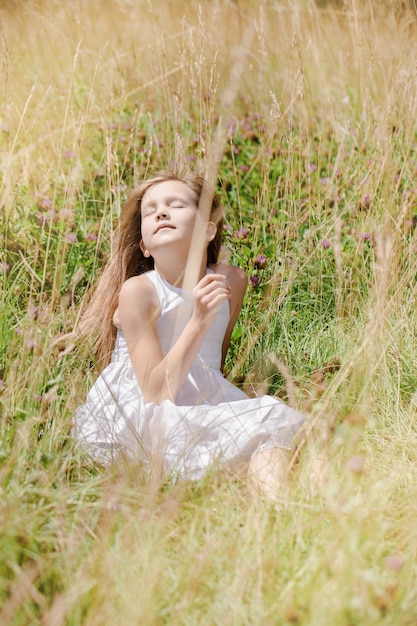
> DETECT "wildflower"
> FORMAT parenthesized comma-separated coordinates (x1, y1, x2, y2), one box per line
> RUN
(24, 337, 35, 351)
(254, 255, 267, 269)
(357, 194, 371, 211)
(362, 193, 371, 208)
(404, 217, 417, 234)
(64, 149, 75, 159)
(351, 230, 372, 242)
(15, 328, 23, 336)
(36, 210, 57, 226)
(249, 275, 260, 288)
(28, 303, 39, 320)
(0, 262, 10, 274)
(309, 163, 317, 173)
(226, 118, 238, 134)
(240, 165, 249, 171)
(311, 370, 325, 385)
(345, 455, 363, 474)
(36, 212, 47, 226)
(233, 227, 248, 240)
(321, 238, 331, 249)
(59, 208, 75, 222)
(385, 554, 404, 571)
(85, 233, 98, 242)
(281, 227, 296, 241)
(64, 233, 77, 244)
(37, 196, 53, 210)
(114, 183, 128, 194)
(38, 308, 50, 324)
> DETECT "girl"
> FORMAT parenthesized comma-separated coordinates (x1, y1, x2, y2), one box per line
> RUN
(75, 171, 305, 496)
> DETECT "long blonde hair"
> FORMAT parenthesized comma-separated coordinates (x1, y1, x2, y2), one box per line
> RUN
(78, 171, 224, 369)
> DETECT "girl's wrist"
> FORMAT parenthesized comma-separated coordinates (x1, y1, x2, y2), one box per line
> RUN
(188, 314, 210, 336)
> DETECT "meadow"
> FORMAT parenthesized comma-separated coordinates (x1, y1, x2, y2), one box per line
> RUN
(1, 0, 417, 623)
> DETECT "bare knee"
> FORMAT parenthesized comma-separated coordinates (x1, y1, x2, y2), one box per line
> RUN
(247, 447, 291, 500)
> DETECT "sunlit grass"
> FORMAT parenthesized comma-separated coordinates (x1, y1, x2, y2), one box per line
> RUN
(1, 0, 417, 623)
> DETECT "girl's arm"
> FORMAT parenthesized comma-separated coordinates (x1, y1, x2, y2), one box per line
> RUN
(118, 272, 231, 403)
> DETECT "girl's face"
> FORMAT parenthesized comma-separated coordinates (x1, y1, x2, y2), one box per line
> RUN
(140, 180, 201, 259)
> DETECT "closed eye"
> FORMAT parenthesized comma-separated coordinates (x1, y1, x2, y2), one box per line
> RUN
(141, 206, 156, 218)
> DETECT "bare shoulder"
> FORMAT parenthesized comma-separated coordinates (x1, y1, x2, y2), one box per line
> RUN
(119, 273, 157, 300)
(210, 264, 247, 341)
(211, 263, 248, 291)
(210, 263, 247, 318)
(114, 273, 159, 328)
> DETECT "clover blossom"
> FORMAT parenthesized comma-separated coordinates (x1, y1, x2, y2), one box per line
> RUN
(254, 255, 267, 269)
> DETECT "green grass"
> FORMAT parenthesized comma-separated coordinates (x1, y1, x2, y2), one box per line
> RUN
(1, 0, 417, 623)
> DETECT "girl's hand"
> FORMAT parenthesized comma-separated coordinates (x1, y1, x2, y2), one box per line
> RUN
(192, 273, 231, 329)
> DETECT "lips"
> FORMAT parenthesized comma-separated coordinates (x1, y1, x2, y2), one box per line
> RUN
(154, 223, 175, 234)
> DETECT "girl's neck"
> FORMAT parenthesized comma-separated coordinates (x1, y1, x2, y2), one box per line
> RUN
(153, 257, 208, 288)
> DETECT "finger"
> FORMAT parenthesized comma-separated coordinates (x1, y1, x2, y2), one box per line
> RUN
(200, 281, 230, 295)
(197, 288, 231, 305)
(205, 292, 231, 310)
(200, 288, 231, 306)
(197, 276, 230, 292)
(197, 273, 228, 288)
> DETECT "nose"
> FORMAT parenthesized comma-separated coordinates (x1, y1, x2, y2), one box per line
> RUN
(155, 206, 169, 220)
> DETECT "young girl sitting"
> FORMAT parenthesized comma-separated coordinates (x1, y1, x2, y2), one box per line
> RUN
(75, 171, 305, 496)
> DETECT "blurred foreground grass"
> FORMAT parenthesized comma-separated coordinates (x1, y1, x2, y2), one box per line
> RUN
(1, 0, 417, 623)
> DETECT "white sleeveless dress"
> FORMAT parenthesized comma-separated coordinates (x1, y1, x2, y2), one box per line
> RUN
(75, 269, 305, 480)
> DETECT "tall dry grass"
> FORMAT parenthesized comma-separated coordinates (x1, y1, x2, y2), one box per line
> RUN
(1, 0, 417, 624)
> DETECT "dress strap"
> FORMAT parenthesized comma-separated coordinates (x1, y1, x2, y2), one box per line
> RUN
(143, 270, 167, 310)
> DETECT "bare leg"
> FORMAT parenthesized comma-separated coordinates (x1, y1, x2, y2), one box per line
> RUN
(247, 447, 291, 500)
(308, 453, 329, 496)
